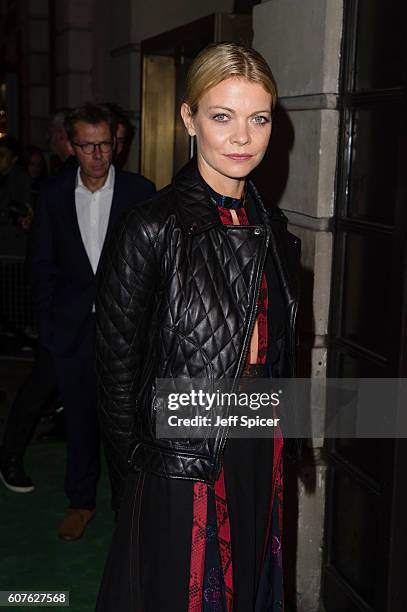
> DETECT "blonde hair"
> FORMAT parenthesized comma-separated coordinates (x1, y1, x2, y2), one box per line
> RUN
(183, 42, 278, 114)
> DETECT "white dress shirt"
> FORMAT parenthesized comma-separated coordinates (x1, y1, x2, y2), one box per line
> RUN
(75, 165, 115, 275)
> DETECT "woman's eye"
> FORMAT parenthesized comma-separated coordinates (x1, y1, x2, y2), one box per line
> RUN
(212, 114, 229, 122)
(252, 115, 270, 125)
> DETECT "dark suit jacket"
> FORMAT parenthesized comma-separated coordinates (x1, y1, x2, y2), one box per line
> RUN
(29, 165, 155, 356)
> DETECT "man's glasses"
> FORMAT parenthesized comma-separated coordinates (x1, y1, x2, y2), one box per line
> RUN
(72, 141, 113, 155)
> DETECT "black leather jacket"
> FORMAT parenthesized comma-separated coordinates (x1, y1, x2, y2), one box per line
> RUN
(96, 159, 300, 510)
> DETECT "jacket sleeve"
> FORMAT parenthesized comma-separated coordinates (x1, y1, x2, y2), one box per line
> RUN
(95, 208, 158, 511)
(28, 184, 58, 349)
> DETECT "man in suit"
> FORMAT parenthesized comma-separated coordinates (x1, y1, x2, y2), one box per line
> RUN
(0, 116, 77, 487)
(1, 103, 154, 540)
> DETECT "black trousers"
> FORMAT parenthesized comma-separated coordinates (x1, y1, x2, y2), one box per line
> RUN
(2, 343, 59, 457)
(54, 319, 100, 510)
(3, 321, 100, 510)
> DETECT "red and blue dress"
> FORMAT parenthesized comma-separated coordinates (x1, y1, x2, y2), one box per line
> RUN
(188, 191, 285, 612)
(96, 188, 286, 612)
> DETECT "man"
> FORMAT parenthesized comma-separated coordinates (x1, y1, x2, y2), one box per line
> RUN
(0, 136, 32, 342)
(0, 114, 76, 487)
(47, 108, 77, 175)
(26, 103, 154, 540)
(0, 136, 40, 491)
(0, 136, 31, 258)
(0, 135, 61, 494)
(101, 103, 134, 169)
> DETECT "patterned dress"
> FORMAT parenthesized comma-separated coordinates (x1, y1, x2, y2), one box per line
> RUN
(96, 187, 285, 612)
(187, 190, 285, 612)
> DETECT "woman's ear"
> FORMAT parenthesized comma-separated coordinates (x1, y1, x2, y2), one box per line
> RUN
(180, 103, 196, 137)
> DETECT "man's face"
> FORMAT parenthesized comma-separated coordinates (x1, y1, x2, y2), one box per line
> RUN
(49, 126, 70, 161)
(68, 121, 113, 182)
(0, 146, 17, 176)
(115, 122, 126, 156)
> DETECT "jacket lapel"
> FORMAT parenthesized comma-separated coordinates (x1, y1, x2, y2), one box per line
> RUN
(96, 168, 124, 275)
(172, 159, 222, 234)
(249, 181, 300, 308)
(64, 165, 124, 278)
(172, 158, 299, 308)
(103, 169, 122, 244)
(61, 169, 95, 278)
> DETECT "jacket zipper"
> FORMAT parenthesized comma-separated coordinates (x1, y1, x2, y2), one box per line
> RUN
(235, 226, 270, 381)
(215, 225, 270, 472)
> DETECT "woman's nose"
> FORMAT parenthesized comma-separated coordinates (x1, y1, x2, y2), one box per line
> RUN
(230, 121, 250, 145)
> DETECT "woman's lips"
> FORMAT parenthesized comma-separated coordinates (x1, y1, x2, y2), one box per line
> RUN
(225, 154, 253, 161)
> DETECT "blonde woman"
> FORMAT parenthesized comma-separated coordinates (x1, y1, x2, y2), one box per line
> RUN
(96, 42, 300, 612)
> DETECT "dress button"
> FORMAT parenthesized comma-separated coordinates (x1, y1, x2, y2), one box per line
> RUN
(254, 228, 262, 236)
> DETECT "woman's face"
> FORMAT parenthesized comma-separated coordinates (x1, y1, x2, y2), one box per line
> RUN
(181, 77, 272, 194)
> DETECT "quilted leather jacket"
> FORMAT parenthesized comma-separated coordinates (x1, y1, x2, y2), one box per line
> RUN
(96, 159, 301, 510)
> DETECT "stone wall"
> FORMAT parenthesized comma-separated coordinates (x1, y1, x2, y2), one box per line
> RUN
(54, 0, 93, 108)
(1, 0, 50, 147)
(253, 1, 344, 610)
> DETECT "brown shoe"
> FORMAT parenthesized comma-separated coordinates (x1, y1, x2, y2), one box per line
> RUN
(58, 508, 95, 541)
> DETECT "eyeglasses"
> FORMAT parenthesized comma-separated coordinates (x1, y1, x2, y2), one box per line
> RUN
(72, 141, 113, 155)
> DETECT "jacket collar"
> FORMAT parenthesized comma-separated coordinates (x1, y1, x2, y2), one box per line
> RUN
(58, 164, 122, 277)
(75, 164, 115, 193)
(172, 158, 298, 307)
(172, 157, 288, 234)
(172, 158, 220, 234)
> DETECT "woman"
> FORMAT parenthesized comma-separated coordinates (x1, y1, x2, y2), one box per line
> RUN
(96, 42, 300, 612)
